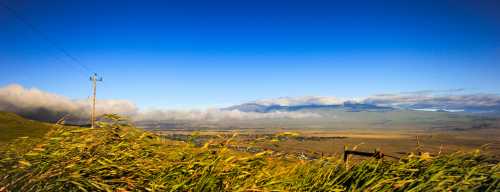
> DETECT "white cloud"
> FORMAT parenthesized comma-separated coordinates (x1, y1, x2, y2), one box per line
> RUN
(242, 90, 500, 111)
(363, 92, 500, 109)
(254, 96, 346, 106)
(0, 84, 320, 122)
(1, 84, 499, 123)
(134, 108, 321, 122)
(0, 84, 138, 120)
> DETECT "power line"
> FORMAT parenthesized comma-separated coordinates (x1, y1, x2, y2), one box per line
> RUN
(1, 1, 104, 127)
(0, 1, 92, 75)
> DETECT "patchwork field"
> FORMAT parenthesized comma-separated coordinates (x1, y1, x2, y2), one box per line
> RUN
(152, 128, 500, 161)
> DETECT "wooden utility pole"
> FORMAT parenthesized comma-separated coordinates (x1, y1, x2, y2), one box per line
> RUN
(90, 73, 102, 128)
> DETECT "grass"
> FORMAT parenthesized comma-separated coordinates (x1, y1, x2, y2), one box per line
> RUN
(0, 114, 498, 191)
(0, 112, 53, 146)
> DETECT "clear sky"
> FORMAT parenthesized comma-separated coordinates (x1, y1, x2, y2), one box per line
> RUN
(0, 0, 499, 109)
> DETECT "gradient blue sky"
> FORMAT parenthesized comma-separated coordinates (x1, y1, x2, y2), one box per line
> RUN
(1, 0, 499, 109)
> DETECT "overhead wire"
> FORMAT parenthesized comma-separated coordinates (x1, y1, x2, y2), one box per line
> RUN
(0, 0, 93, 76)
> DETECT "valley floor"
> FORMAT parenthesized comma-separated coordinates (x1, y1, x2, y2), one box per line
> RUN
(153, 128, 500, 160)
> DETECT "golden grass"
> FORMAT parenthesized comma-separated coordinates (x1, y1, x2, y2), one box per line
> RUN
(0, 115, 498, 191)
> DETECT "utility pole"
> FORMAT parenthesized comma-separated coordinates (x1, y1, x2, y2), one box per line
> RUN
(90, 73, 103, 128)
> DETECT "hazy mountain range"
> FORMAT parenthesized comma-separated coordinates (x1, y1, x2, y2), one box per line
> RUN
(225, 96, 500, 115)
(224, 102, 394, 113)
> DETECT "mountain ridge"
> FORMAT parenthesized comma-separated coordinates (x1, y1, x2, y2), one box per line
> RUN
(224, 102, 394, 113)
(225, 99, 500, 115)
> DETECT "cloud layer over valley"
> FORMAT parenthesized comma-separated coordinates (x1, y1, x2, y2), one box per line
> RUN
(249, 90, 500, 112)
(364, 92, 500, 109)
(134, 109, 321, 122)
(0, 84, 320, 122)
(1, 84, 500, 123)
(0, 84, 137, 122)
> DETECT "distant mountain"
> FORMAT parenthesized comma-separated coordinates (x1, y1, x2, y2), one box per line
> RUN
(225, 98, 500, 115)
(461, 106, 500, 114)
(224, 103, 271, 113)
(224, 102, 393, 113)
(409, 105, 500, 115)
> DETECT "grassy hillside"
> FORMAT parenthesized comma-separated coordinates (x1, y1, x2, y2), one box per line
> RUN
(0, 115, 498, 191)
(0, 111, 53, 145)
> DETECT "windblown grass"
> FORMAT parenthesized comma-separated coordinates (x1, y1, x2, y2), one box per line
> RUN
(0, 115, 498, 191)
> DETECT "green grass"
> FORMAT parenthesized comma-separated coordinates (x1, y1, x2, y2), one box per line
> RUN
(0, 114, 498, 191)
(0, 111, 53, 145)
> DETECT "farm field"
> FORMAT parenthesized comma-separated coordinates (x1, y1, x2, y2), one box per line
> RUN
(153, 128, 500, 160)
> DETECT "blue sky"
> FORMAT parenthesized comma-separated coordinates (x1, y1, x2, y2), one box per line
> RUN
(0, 0, 499, 109)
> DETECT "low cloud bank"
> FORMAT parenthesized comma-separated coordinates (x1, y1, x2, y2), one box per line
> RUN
(0, 84, 320, 122)
(251, 90, 500, 110)
(255, 96, 346, 106)
(0, 84, 137, 122)
(134, 108, 321, 122)
(2, 84, 499, 123)
(364, 93, 500, 109)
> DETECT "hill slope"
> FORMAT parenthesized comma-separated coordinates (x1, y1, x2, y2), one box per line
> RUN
(0, 111, 53, 144)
